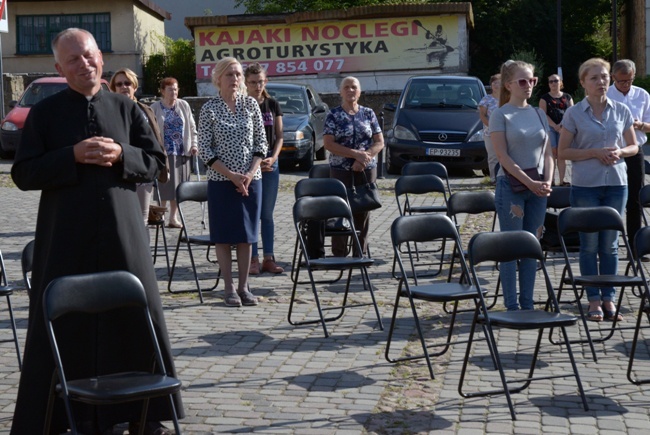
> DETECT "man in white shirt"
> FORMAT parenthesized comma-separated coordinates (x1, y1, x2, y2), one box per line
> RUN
(607, 59, 650, 257)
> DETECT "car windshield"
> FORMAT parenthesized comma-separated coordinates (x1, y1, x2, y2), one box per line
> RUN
(403, 80, 481, 109)
(19, 83, 68, 107)
(267, 87, 309, 114)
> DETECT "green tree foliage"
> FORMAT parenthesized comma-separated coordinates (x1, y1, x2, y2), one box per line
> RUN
(143, 37, 196, 97)
(235, 0, 614, 95)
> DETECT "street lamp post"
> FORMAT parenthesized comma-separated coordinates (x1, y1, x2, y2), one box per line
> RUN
(557, 0, 562, 78)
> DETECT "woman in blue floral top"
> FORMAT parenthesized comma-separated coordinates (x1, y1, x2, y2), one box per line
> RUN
(324, 76, 384, 256)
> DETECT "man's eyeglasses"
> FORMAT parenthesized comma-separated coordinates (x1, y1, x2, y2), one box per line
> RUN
(548, 79, 560, 84)
(614, 78, 634, 86)
(246, 80, 266, 87)
(115, 81, 132, 88)
(511, 77, 538, 88)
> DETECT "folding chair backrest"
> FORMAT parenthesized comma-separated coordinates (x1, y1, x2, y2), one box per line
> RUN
(21, 240, 35, 296)
(547, 185, 571, 210)
(402, 161, 448, 179)
(469, 230, 544, 265)
(447, 191, 495, 217)
(401, 162, 451, 194)
(391, 214, 459, 246)
(558, 206, 624, 235)
(635, 226, 650, 259)
(44, 271, 148, 320)
(294, 178, 347, 200)
(308, 164, 331, 179)
(395, 174, 446, 197)
(293, 195, 352, 223)
(176, 180, 208, 205)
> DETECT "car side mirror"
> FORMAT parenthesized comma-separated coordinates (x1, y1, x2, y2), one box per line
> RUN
(313, 103, 327, 114)
(9, 100, 17, 109)
(383, 103, 396, 112)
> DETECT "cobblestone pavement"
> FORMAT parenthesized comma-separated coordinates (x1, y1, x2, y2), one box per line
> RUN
(1, 159, 650, 434)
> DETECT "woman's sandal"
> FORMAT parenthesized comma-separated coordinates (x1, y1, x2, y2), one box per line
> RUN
(586, 310, 603, 322)
(224, 291, 242, 307)
(603, 309, 623, 322)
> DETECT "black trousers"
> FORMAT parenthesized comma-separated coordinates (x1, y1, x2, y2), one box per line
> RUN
(625, 147, 645, 250)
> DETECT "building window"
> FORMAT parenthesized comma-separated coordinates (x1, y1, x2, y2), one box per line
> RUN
(16, 13, 111, 55)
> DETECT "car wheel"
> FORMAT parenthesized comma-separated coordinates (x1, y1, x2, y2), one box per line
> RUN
(0, 142, 13, 160)
(315, 144, 328, 161)
(297, 137, 315, 171)
(386, 151, 401, 175)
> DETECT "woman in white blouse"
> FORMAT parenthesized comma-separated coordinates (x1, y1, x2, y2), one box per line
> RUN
(198, 57, 268, 307)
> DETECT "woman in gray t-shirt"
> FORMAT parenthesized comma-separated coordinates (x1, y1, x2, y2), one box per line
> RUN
(490, 60, 553, 311)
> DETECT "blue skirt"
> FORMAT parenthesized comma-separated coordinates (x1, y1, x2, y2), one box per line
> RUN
(207, 179, 261, 244)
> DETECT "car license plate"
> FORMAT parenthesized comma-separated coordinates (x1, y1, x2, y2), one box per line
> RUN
(427, 148, 460, 157)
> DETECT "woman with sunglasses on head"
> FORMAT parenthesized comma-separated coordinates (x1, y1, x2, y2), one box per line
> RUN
(489, 60, 553, 311)
(109, 68, 168, 225)
(559, 58, 638, 322)
(539, 74, 573, 186)
(244, 63, 284, 275)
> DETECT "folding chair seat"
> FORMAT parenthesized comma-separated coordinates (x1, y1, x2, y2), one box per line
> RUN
(393, 174, 449, 278)
(0, 247, 22, 370)
(459, 230, 588, 420)
(556, 206, 645, 361)
(401, 161, 452, 197)
(149, 180, 170, 276)
(289, 195, 383, 337)
(627, 226, 650, 384)
(21, 239, 34, 299)
(43, 271, 182, 434)
(386, 214, 483, 379)
(168, 181, 219, 304)
(290, 177, 354, 285)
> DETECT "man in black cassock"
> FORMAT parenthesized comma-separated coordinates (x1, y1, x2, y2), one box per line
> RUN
(10, 28, 183, 434)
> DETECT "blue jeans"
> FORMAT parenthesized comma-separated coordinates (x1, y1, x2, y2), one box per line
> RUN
(252, 162, 280, 258)
(570, 185, 627, 302)
(495, 176, 547, 311)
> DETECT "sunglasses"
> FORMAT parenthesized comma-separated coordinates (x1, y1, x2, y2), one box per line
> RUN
(115, 81, 133, 88)
(511, 77, 538, 88)
(549, 79, 560, 84)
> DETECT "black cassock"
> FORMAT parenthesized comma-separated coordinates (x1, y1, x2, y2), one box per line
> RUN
(10, 88, 184, 433)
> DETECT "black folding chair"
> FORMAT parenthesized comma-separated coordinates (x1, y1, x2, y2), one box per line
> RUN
(0, 247, 22, 370)
(149, 180, 170, 276)
(539, 186, 581, 302)
(627, 226, 650, 384)
(386, 214, 483, 379)
(393, 174, 449, 278)
(289, 195, 383, 337)
(168, 181, 219, 304)
(290, 178, 354, 285)
(21, 239, 35, 299)
(43, 271, 182, 434)
(445, 190, 499, 311)
(556, 206, 644, 362)
(640, 184, 650, 227)
(459, 230, 588, 420)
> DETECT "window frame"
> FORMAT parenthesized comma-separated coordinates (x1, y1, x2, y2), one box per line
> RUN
(16, 13, 111, 55)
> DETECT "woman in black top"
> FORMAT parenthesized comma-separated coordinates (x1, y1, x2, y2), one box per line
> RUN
(539, 74, 573, 185)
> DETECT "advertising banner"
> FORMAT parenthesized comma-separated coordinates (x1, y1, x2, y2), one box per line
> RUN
(195, 15, 459, 79)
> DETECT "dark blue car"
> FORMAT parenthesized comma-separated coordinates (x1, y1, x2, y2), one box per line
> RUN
(383, 76, 488, 174)
(266, 83, 329, 170)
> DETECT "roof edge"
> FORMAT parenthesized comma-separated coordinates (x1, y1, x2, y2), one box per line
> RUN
(185, 2, 474, 31)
